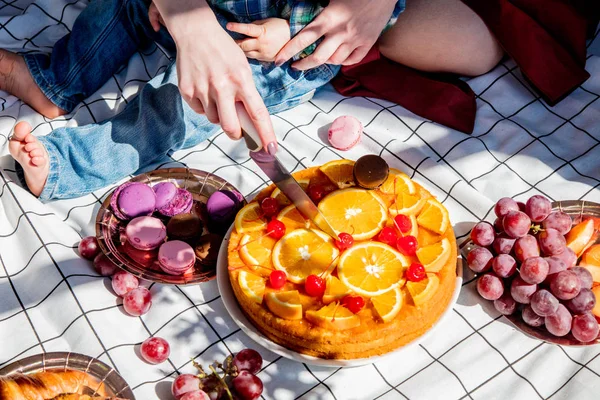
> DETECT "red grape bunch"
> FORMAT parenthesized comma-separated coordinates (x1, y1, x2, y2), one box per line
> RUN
(468, 195, 599, 343)
(171, 348, 264, 400)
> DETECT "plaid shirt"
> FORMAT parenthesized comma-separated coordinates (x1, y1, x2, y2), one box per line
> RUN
(209, 0, 406, 58)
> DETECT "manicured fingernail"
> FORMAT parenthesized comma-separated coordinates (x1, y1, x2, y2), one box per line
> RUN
(267, 142, 278, 155)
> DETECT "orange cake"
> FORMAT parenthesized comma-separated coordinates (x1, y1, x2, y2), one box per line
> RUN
(227, 159, 457, 359)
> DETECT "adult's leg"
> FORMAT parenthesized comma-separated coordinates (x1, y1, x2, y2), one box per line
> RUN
(10, 61, 339, 201)
(377, 0, 503, 76)
(0, 0, 171, 117)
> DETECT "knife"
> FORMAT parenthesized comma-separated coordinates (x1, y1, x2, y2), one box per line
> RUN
(235, 103, 339, 241)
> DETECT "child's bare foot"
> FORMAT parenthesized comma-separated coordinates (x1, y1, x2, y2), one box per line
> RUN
(0, 49, 67, 118)
(8, 121, 49, 197)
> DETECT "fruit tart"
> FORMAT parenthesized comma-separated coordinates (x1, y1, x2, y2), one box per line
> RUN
(227, 157, 458, 359)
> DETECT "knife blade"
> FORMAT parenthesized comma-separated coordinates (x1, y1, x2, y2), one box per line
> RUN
(235, 103, 339, 240)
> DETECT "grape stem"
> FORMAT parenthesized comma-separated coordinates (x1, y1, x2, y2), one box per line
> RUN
(530, 224, 544, 235)
(209, 365, 234, 400)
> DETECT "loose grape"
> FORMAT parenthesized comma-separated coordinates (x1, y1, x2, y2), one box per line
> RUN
(140, 337, 170, 364)
(111, 270, 139, 297)
(493, 234, 516, 255)
(511, 276, 537, 304)
(467, 247, 494, 273)
(570, 267, 594, 290)
(565, 288, 596, 314)
(477, 274, 504, 300)
(571, 313, 600, 343)
(180, 390, 210, 400)
(537, 228, 566, 256)
(549, 270, 581, 300)
(492, 254, 517, 278)
(520, 257, 549, 284)
(93, 253, 118, 276)
(123, 287, 152, 316)
(530, 289, 559, 317)
(495, 197, 519, 218)
(503, 211, 531, 239)
(494, 293, 517, 315)
(525, 195, 552, 222)
(78, 236, 100, 260)
(233, 349, 263, 375)
(522, 306, 544, 327)
(545, 304, 572, 337)
(172, 374, 201, 400)
(542, 211, 572, 235)
(232, 370, 263, 400)
(554, 246, 577, 268)
(513, 235, 540, 262)
(470, 222, 495, 247)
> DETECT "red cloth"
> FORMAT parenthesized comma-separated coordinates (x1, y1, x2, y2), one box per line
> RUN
(331, 0, 600, 134)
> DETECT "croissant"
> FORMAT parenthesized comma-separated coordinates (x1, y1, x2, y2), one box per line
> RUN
(0, 371, 107, 400)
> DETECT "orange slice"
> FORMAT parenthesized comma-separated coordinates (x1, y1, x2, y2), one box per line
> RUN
(238, 270, 266, 304)
(319, 159, 356, 189)
(271, 178, 310, 206)
(389, 192, 427, 217)
(238, 233, 277, 268)
(417, 199, 449, 235)
(318, 188, 387, 240)
(271, 229, 339, 284)
(416, 238, 451, 273)
(371, 287, 403, 323)
(406, 273, 439, 307)
(277, 204, 311, 231)
(337, 242, 408, 297)
(323, 275, 351, 304)
(566, 219, 595, 256)
(265, 290, 303, 320)
(379, 169, 416, 196)
(305, 302, 360, 330)
(581, 244, 600, 283)
(235, 203, 267, 234)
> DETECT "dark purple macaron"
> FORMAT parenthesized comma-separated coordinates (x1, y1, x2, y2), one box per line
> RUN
(157, 188, 193, 217)
(206, 190, 243, 224)
(117, 182, 157, 219)
(153, 182, 177, 210)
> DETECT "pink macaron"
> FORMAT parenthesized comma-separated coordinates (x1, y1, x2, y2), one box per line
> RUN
(158, 240, 196, 275)
(328, 115, 362, 151)
(126, 216, 167, 250)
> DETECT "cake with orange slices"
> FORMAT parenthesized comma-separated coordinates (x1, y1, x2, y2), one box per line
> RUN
(227, 158, 458, 359)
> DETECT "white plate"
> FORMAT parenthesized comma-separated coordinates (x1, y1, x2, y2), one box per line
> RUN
(217, 226, 464, 367)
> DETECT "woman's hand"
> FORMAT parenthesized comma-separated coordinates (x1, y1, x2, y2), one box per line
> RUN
(152, 0, 277, 150)
(275, 0, 397, 70)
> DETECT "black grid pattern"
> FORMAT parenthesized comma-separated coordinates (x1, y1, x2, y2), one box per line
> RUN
(1, 2, 600, 399)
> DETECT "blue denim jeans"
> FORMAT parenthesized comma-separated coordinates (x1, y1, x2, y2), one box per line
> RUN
(20, 0, 339, 201)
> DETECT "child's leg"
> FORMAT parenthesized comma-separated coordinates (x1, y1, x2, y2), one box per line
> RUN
(10, 61, 340, 201)
(1, 0, 172, 116)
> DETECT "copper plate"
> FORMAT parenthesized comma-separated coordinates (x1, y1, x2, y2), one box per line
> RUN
(95, 168, 245, 285)
(460, 200, 600, 346)
(0, 351, 135, 399)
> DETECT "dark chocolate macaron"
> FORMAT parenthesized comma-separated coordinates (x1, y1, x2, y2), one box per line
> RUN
(353, 155, 389, 190)
(194, 233, 223, 266)
(167, 213, 203, 243)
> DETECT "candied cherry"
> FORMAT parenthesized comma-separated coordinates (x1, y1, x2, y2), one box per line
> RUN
(397, 235, 418, 256)
(269, 270, 287, 289)
(260, 197, 279, 218)
(305, 274, 326, 297)
(266, 219, 286, 239)
(335, 232, 354, 250)
(394, 215, 412, 234)
(308, 184, 325, 203)
(406, 263, 426, 282)
(378, 227, 398, 247)
(342, 295, 365, 314)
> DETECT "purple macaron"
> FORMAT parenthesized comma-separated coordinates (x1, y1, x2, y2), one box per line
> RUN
(153, 182, 177, 210)
(117, 182, 157, 219)
(157, 188, 193, 217)
(206, 189, 243, 224)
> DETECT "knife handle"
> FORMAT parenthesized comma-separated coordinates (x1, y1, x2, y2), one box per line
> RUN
(236, 102, 263, 152)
